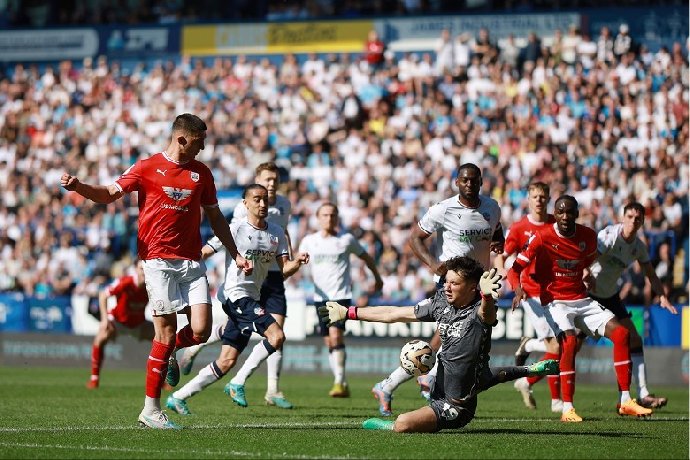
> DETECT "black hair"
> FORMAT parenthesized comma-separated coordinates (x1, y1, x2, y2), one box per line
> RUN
(242, 183, 267, 198)
(444, 256, 484, 284)
(172, 113, 207, 135)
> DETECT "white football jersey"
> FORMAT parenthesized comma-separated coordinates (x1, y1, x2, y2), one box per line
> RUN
(418, 195, 502, 270)
(589, 223, 650, 298)
(298, 231, 365, 301)
(207, 220, 288, 303)
(232, 194, 291, 272)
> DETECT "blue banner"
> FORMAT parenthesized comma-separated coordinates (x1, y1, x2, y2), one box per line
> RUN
(26, 296, 72, 333)
(98, 25, 180, 58)
(0, 292, 28, 332)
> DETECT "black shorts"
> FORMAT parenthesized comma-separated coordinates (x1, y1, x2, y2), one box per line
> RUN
(428, 358, 477, 430)
(314, 299, 350, 336)
(590, 292, 631, 320)
(260, 271, 287, 316)
(221, 297, 277, 353)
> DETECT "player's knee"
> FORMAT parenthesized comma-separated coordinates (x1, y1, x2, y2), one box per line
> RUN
(393, 414, 414, 433)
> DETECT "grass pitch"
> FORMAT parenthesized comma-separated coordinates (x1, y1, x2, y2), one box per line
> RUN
(0, 367, 687, 459)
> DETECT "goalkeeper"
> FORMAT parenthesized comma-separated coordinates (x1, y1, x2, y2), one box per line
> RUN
(319, 256, 559, 433)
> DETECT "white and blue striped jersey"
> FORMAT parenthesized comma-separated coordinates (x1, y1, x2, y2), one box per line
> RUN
(298, 231, 365, 301)
(232, 194, 291, 272)
(589, 223, 650, 298)
(418, 195, 502, 270)
(207, 220, 288, 303)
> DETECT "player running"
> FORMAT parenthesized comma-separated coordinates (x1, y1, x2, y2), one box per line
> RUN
(508, 195, 652, 422)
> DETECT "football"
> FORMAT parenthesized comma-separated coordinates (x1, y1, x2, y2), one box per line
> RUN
(399, 339, 435, 376)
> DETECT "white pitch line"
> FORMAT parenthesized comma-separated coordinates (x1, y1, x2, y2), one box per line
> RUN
(0, 442, 365, 460)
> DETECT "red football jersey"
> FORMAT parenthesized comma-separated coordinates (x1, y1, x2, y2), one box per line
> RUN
(504, 214, 556, 298)
(106, 275, 148, 328)
(115, 152, 218, 260)
(509, 223, 598, 304)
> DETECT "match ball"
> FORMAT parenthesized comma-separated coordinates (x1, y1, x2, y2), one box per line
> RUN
(399, 339, 435, 376)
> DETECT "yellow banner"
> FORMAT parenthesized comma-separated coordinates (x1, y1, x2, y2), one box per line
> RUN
(682, 306, 689, 350)
(266, 20, 373, 53)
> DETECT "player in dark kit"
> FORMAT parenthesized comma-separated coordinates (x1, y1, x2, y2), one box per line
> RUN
(320, 256, 559, 433)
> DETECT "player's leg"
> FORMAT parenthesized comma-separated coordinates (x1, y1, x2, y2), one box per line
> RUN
(139, 312, 179, 429)
(328, 325, 349, 397)
(260, 273, 291, 406)
(599, 313, 652, 418)
(548, 301, 582, 422)
(179, 322, 224, 375)
(87, 321, 116, 389)
(166, 260, 213, 387)
(620, 316, 667, 408)
(168, 326, 246, 416)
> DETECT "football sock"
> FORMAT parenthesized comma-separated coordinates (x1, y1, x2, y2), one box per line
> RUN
(173, 361, 225, 401)
(175, 324, 205, 349)
(380, 366, 413, 393)
(91, 344, 103, 379)
(610, 325, 632, 395)
(266, 349, 283, 395)
(231, 339, 273, 386)
(331, 345, 346, 385)
(559, 335, 577, 404)
(145, 340, 174, 399)
(631, 350, 649, 398)
(525, 339, 547, 353)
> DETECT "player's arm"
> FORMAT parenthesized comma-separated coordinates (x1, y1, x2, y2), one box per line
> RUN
(358, 251, 384, 292)
(409, 224, 446, 277)
(320, 302, 419, 325)
(201, 244, 216, 260)
(205, 206, 250, 272)
(640, 260, 677, 314)
(61, 174, 123, 204)
(478, 268, 502, 325)
(97, 288, 115, 335)
(277, 252, 309, 279)
(490, 224, 505, 254)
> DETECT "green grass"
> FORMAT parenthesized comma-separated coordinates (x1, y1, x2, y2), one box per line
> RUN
(0, 367, 687, 459)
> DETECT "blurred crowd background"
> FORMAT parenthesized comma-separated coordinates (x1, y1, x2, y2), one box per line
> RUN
(0, 0, 687, 311)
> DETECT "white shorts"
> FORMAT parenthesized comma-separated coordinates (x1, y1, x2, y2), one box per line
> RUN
(142, 259, 210, 315)
(522, 297, 557, 340)
(546, 297, 615, 339)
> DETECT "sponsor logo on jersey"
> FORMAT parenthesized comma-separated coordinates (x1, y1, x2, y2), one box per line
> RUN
(556, 259, 580, 270)
(245, 248, 276, 263)
(162, 186, 192, 202)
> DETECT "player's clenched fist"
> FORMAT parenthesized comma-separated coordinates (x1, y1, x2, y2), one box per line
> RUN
(61, 173, 80, 191)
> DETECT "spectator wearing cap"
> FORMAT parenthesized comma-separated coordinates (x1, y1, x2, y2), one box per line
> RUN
(614, 23, 633, 58)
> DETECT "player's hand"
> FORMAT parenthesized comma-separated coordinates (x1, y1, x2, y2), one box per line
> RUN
(60, 173, 79, 191)
(582, 272, 595, 292)
(479, 268, 502, 300)
(511, 285, 526, 311)
(236, 254, 253, 275)
(295, 252, 310, 265)
(432, 260, 448, 277)
(490, 240, 505, 254)
(659, 296, 678, 314)
(317, 301, 347, 326)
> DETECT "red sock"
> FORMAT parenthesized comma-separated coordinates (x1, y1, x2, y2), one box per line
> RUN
(610, 325, 631, 392)
(91, 345, 103, 377)
(175, 325, 204, 349)
(559, 335, 577, 403)
(543, 352, 561, 399)
(145, 340, 174, 398)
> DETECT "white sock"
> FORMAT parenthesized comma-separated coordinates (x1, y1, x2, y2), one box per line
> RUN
(173, 362, 222, 400)
(525, 339, 547, 353)
(143, 396, 160, 414)
(328, 349, 337, 379)
(562, 401, 574, 412)
(266, 350, 283, 395)
(620, 390, 631, 404)
(231, 341, 270, 386)
(631, 352, 649, 399)
(379, 366, 413, 393)
(332, 348, 346, 384)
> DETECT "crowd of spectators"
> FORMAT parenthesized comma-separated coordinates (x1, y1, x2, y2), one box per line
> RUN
(2, 0, 681, 28)
(0, 24, 687, 310)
